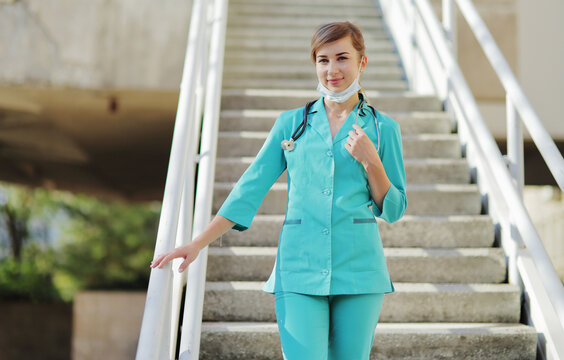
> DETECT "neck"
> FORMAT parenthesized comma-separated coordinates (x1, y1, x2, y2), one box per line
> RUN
(323, 92, 360, 116)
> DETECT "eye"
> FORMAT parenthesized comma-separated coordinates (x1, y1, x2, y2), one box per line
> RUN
(317, 58, 328, 63)
(338, 56, 349, 61)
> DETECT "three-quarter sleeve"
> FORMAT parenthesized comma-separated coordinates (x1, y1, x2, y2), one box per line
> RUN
(216, 114, 288, 231)
(370, 119, 407, 223)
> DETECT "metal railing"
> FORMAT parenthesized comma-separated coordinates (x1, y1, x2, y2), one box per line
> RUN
(377, 0, 564, 358)
(135, 0, 228, 358)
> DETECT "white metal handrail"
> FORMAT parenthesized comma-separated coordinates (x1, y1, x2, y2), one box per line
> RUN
(377, 0, 564, 358)
(178, 0, 228, 357)
(136, 0, 228, 358)
(452, 0, 564, 193)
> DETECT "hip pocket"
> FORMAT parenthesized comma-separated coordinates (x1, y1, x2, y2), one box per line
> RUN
(352, 217, 376, 224)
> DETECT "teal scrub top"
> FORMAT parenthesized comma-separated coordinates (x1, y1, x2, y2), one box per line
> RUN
(217, 96, 407, 295)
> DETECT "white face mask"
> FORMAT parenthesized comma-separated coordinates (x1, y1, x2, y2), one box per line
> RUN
(317, 56, 364, 103)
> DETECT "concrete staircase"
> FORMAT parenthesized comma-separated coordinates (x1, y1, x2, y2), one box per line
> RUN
(199, 0, 538, 358)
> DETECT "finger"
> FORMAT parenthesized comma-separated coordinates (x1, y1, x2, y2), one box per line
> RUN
(158, 253, 176, 268)
(150, 253, 167, 268)
(352, 124, 365, 136)
(178, 259, 190, 273)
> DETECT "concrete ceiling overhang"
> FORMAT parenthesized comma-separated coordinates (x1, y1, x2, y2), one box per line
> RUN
(0, 86, 179, 202)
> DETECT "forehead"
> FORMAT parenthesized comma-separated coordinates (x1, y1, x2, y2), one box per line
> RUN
(316, 36, 356, 57)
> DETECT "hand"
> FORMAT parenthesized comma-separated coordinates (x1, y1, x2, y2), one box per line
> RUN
(345, 123, 381, 169)
(150, 242, 201, 273)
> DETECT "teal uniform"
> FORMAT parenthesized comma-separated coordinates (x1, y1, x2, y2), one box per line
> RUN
(217, 96, 407, 296)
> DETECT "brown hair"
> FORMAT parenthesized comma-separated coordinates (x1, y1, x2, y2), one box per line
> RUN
(310, 21, 366, 64)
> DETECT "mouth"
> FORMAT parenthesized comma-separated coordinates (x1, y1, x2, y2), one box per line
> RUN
(327, 78, 343, 85)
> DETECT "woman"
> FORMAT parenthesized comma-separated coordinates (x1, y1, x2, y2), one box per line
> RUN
(151, 21, 407, 359)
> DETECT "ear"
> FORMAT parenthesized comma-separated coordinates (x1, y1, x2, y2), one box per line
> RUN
(360, 55, 368, 72)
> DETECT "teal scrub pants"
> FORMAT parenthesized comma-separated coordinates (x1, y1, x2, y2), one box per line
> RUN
(274, 291, 385, 360)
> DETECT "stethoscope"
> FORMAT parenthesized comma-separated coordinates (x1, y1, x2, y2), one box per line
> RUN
(281, 92, 380, 152)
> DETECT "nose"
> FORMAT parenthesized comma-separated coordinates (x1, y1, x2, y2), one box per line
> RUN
(328, 60, 339, 76)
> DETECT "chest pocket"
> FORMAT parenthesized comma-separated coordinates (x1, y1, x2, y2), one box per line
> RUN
(337, 141, 367, 181)
(284, 126, 327, 186)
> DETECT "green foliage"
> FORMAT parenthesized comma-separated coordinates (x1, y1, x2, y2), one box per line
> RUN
(55, 194, 160, 291)
(0, 244, 61, 302)
(0, 181, 162, 301)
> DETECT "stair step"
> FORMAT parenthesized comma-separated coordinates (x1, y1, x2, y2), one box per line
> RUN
(206, 247, 506, 283)
(226, 28, 390, 40)
(210, 214, 494, 248)
(226, 16, 385, 29)
(200, 322, 537, 359)
(225, 49, 396, 60)
(225, 39, 393, 52)
(215, 157, 469, 184)
(221, 89, 443, 112)
(200, 2, 533, 357)
(213, 183, 481, 216)
(224, 51, 399, 66)
(223, 79, 407, 91)
(217, 132, 460, 158)
(228, 4, 381, 17)
(219, 110, 451, 134)
(231, 0, 377, 6)
(203, 282, 520, 323)
(223, 65, 403, 79)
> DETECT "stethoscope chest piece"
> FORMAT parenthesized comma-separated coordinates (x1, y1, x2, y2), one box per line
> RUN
(281, 139, 295, 151)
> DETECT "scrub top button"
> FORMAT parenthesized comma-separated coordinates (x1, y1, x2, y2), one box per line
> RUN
(322, 188, 331, 196)
(322, 228, 329, 235)
(321, 269, 329, 276)
(326, 150, 333, 157)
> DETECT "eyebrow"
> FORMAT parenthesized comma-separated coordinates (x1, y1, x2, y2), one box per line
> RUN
(317, 51, 351, 58)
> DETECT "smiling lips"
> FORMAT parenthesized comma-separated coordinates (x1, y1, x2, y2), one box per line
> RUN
(328, 78, 343, 85)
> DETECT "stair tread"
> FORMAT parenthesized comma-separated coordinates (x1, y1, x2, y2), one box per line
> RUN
(214, 181, 479, 191)
(220, 109, 449, 117)
(205, 281, 519, 292)
(221, 88, 430, 98)
(218, 131, 459, 140)
(217, 157, 466, 164)
(202, 321, 536, 333)
(208, 246, 504, 257)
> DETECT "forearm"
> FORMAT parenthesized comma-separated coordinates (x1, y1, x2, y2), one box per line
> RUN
(364, 158, 391, 210)
(192, 214, 235, 251)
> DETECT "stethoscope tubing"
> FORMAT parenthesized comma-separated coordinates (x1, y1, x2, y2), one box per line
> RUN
(281, 95, 380, 152)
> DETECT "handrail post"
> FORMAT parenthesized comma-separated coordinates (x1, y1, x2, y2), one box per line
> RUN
(506, 93, 524, 195)
(506, 93, 525, 289)
(442, 0, 457, 130)
(409, 0, 418, 91)
(442, 0, 457, 56)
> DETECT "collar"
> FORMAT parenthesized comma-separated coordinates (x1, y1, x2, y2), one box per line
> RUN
(306, 96, 369, 148)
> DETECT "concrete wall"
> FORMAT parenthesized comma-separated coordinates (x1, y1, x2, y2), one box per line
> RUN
(72, 291, 146, 360)
(523, 186, 564, 282)
(0, 0, 191, 90)
(517, 0, 564, 140)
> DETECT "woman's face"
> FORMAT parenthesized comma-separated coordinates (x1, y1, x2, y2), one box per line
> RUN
(315, 35, 366, 93)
